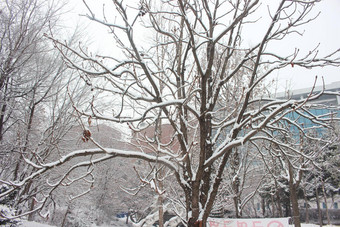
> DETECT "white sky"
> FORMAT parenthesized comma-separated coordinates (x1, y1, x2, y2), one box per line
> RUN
(64, 0, 340, 92)
(266, 0, 340, 92)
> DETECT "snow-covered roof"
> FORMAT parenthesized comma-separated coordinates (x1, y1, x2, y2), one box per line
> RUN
(275, 81, 340, 106)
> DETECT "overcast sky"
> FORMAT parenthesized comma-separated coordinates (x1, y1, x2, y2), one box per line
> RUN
(65, 0, 340, 92)
(267, 0, 340, 92)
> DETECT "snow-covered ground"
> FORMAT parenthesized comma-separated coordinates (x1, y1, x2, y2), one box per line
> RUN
(19, 221, 55, 227)
(16, 221, 340, 227)
(17, 219, 132, 227)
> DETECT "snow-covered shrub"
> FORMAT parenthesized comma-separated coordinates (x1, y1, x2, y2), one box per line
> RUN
(0, 185, 19, 226)
(0, 204, 19, 226)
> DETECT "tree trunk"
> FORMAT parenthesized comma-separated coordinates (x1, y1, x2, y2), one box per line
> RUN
(271, 194, 276, 217)
(158, 194, 164, 227)
(288, 163, 301, 227)
(289, 183, 301, 227)
(234, 196, 240, 218)
(61, 204, 70, 227)
(232, 150, 240, 218)
(158, 170, 164, 227)
(262, 197, 266, 217)
(321, 180, 330, 225)
(0, 102, 7, 141)
(27, 188, 37, 221)
(0, 78, 9, 141)
(315, 189, 323, 227)
(303, 188, 309, 223)
(276, 190, 283, 217)
(285, 203, 290, 217)
(252, 200, 258, 217)
(157, 119, 164, 227)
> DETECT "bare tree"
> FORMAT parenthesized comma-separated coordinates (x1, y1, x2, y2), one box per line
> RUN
(299, 126, 340, 226)
(2, 0, 340, 226)
(0, 0, 91, 223)
(255, 101, 339, 227)
(0, 0, 64, 138)
(0, 48, 89, 220)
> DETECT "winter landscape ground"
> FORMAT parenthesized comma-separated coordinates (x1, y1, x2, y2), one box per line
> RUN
(19, 219, 131, 227)
(15, 220, 340, 227)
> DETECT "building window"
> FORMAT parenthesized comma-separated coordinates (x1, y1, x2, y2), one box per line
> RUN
(257, 203, 260, 210)
(322, 202, 326, 209)
(334, 202, 338, 209)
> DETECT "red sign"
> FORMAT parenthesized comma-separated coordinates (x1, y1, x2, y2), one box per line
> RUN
(208, 218, 289, 227)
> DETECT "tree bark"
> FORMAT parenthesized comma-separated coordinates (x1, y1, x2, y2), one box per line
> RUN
(321, 180, 330, 225)
(27, 187, 37, 221)
(289, 182, 301, 227)
(288, 163, 301, 227)
(271, 194, 276, 217)
(0, 78, 9, 141)
(158, 168, 164, 227)
(262, 197, 266, 217)
(315, 189, 323, 227)
(303, 188, 309, 223)
(61, 204, 70, 227)
(276, 190, 283, 217)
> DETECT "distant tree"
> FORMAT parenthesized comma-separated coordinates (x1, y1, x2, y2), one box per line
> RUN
(256, 108, 339, 226)
(302, 127, 340, 225)
(0, 0, 63, 138)
(2, 0, 340, 226)
(0, 0, 89, 222)
(212, 143, 266, 218)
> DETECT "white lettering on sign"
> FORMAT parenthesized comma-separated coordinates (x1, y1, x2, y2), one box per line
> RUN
(208, 218, 289, 227)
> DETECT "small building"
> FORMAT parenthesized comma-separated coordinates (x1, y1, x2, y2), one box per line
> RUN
(276, 81, 340, 106)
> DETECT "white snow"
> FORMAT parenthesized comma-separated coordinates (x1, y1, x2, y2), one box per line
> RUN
(18, 219, 132, 227)
(19, 220, 56, 227)
(0, 204, 17, 222)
